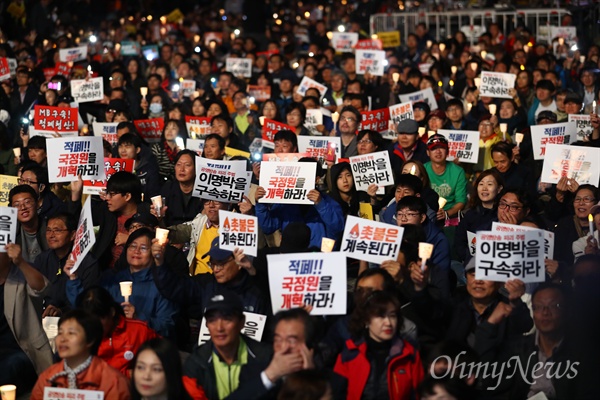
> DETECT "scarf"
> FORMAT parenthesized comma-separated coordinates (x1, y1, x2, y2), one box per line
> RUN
(49, 355, 93, 389)
(163, 140, 178, 162)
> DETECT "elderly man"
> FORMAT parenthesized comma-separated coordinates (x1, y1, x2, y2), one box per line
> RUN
(389, 118, 430, 171)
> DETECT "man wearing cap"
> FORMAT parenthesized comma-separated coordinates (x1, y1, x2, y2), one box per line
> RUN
(527, 79, 556, 126)
(389, 118, 430, 170)
(183, 291, 272, 400)
(424, 134, 467, 225)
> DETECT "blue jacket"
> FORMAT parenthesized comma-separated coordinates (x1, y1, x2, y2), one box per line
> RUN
(255, 193, 345, 249)
(527, 97, 541, 126)
(66, 267, 178, 338)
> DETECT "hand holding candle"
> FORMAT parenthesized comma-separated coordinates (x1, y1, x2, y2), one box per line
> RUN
(500, 123, 507, 140)
(515, 133, 524, 146)
(418, 127, 426, 138)
(438, 197, 447, 209)
(155, 228, 169, 245)
(119, 281, 133, 303)
(589, 214, 595, 237)
(488, 104, 496, 115)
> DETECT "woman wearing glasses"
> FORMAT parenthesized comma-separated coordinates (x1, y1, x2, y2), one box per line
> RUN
(65, 228, 179, 339)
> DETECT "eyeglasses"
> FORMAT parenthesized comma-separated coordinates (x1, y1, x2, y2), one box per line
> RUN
(209, 256, 234, 270)
(396, 212, 421, 220)
(18, 178, 40, 185)
(498, 201, 523, 212)
(480, 122, 493, 127)
(128, 244, 150, 253)
(357, 139, 373, 145)
(47, 228, 69, 235)
(12, 198, 36, 209)
(574, 196, 595, 204)
(342, 117, 357, 123)
(532, 303, 562, 314)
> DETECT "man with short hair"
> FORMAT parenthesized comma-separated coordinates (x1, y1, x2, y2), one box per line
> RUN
(444, 98, 474, 130)
(389, 118, 430, 170)
(183, 291, 272, 399)
(9, 185, 48, 263)
(528, 79, 557, 126)
(333, 105, 361, 158)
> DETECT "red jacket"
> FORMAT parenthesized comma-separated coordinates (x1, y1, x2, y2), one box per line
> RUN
(334, 337, 424, 400)
(99, 315, 159, 376)
(31, 356, 131, 400)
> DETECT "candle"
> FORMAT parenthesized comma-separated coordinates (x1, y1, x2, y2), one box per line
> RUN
(410, 165, 416, 175)
(156, 228, 169, 245)
(593, 100, 597, 114)
(449, 80, 454, 88)
(331, 112, 340, 123)
(140, 87, 148, 96)
(489, 104, 496, 115)
(418, 127, 426, 137)
(500, 123, 507, 140)
(589, 214, 594, 237)
(474, 77, 481, 88)
(558, 37, 565, 46)
(515, 133, 524, 146)
(119, 281, 133, 303)
(467, 103, 473, 112)
(426, 40, 432, 49)
(438, 197, 447, 209)
(470, 62, 478, 71)
(481, 50, 487, 60)
(439, 43, 446, 52)
(13, 148, 21, 158)
(428, 130, 435, 138)
(451, 66, 457, 75)
(419, 242, 434, 271)
(259, 116, 265, 126)
(392, 72, 400, 83)
(580, 55, 586, 64)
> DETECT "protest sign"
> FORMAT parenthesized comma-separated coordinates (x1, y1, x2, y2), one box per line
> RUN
(43, 68, 56, 82)
(419, 63, 433, 76)
(226, 57, 252, 78)
(438, 129, 480, 164)
(0, 58, 10, 81)
(356, 50, 386, 76)
(198, 311, 267, 346)
(92, 122, 119, 146)
(304, 109, 324, 136)
(225, 147, 251, 159)
(134, 118, 164, 142)
(491, 222, 555, 259)
(34, 105, 78, 132)
(59, 46, 88, 62)
(0, 206, 17, 252)
(55, 62, 72, 77)
(193, 159, 250, 203)
(331, 32, 359, 52)
(219, 210, 258, 257)
(296, 76, 328, 98)
(185, 116, 211, 126)
(267, 252, 347, 315)
(399, 87, 438, 110)
(467, 231, 477, 256)
(70, 77, 104, 103)
(550, 26, 577, 43)
(262, 119, 295, 149)
(475, 230, 545, 283)
(377, 31, 401, 48)
(180, 80, 196, 97)
(259, 161, 316, 205)
(7, 58, 17, 77)
(47, 137, 104, 183)
(359, 203, 374, 220)
(186, 139, 205, 155)
(568, 114, 593, 142)
(262, 153, 308, 162)
(297, 136, 341, 167)
(349, 151, 394, 194)
(43, 387, 103, 400)
(120, 41, 141, 56)
(248, 85, 271, 102)
(0, 175, 19, 207)
(69, 196, 96, 274)
(360, 108, 390, 133)
(541, 144, 600, 185)
(83, 158, 135, 195)
(389, 102, 414, 124)
(186, 122, 211, 139)
(355, 39, 383, 50)
(478, 71, 516, 99)
(340, 215, 404, 264)
(530, 122, 577, 160)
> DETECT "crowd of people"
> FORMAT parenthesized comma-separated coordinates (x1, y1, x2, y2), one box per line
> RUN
(1, 1, 600, 400)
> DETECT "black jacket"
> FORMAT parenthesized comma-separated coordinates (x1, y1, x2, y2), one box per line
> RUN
(159, 180, 203, 227)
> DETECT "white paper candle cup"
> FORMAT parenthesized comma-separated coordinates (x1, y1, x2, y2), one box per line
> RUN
(155, 228, 169, 245)
(119, 281, 133, 299)
(12, 148, 21, 158)
(0, 385, 17, 400)
(438, 197, 447, 209)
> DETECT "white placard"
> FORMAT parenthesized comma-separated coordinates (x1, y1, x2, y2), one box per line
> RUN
(267, 252, 347, 315)
(466, 231, 477, 256)
(47, 137, 105, 183)
(304, 109, 324, 136)
(181, 80, 196, 97)
(340, 215, 404, 264)
(8, 58, 17, 77)
(349, 150, 394, 193)
(219, 210, 258, 257)
(331, 32, 359, 53)
(198, 311, 267, 346)
(399, 87, 438, 110)
(438, 129, 480, 164)
(297, 136, 341, 166)
(186, 138, 205, 154)
(226, 57, 252, 78)
(475, 230, 545, 283)
(568, 114, 593, 142)
(258, 161, 316, 205)
(355, 50, 386, 76)
(0, 206, 17, 252)
(491, 222, 555, 259)
(92, 122, 119, 146)
(388, 101, 414, 124)
(59, 46, 88, 62)
(541, 144, 600, 185)
(70, 77, 104, 103)
(550, 26, 577, 43)
(43, 387, 103, 400)
(186, 122, 211, 139)
(193, 159, 250, 203)
(296, 76, 328, 98)
(478, 71, 516, 99)
(530, 122, 577, 160)
(69, 197, 96, 274)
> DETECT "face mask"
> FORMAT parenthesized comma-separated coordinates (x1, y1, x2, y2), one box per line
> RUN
(149, 103, 162, 114)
